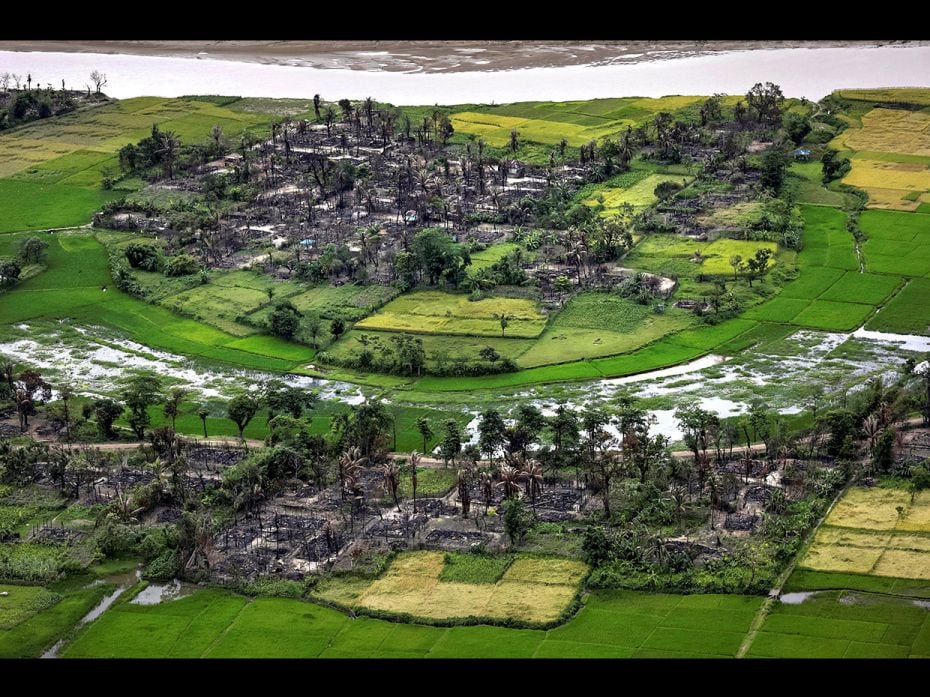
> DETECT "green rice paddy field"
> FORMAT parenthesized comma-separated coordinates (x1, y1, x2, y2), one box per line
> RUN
(7, 579, 921, 658)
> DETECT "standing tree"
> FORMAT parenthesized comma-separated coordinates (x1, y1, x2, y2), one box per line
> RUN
(415, 416, 434, 454)
(440, 419, 462, 466)
(380, 460, 401, 511)
(227, 393, 260, 441)
(744, 248, 773, 288)
(197, 405, 210, 437)
(157, 131, 181, 179)
(330, 318, 346, 341)
(313, 94, 322, 121)
(59, 383, 74, 445)
(304, 313, 322, 348)
(122, 375, 162, 440)
(94, 398, 123, 439)
(478, 409, 506, 463)
(498, 313, 510, 337)
(409, 451, 421, 513)
(163, 387, 186, 430)
(510, 128, 519, 153)
(729, 254, 742, 281)
(17, 237, 48, 264)
(268, 300, 303, 340)
(457, 467, 472, 517)
(90, 70, 107, 94)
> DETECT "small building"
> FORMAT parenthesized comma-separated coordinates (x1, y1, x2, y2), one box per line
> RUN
(298, 238, 316, 248)
(404, 210, 418, 226)
(792, 148, 812, 161)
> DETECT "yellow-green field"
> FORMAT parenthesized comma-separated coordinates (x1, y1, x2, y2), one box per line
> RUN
(798, 487, 930, 581)
(586, 173, 693, 213)
(0, 97, 274, 232)
(319, 551, 587, 624)
(449, 96, 705, 148)
(354, 290, 547, 339)
(831, 101, 930, 210)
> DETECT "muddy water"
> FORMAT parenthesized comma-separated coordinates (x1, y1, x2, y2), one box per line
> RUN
(1, 45, 929, 102)
(41, 568, 142, 659)
(779, 591, 818, 605)
(130, 579, 192, 605)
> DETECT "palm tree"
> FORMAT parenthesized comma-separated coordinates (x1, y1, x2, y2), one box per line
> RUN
(498, 464, 521, 499)
(158, 131, 181, 179)
(380, 460, 401, 511)
(197, 406, 210, 437)
(520, 458, 544, 510)
(338, 446, 366, 500)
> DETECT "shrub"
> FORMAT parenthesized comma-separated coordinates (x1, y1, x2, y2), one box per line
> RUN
(163, 254, 200, 277)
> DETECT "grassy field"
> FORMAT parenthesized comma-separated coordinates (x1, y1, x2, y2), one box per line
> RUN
(585, 173, 693, 213)
(0, 582, 114, 658)
(63, 585, 764, 658)
(0, 232, 315, 372)
(747, 590, 930, 658)
(624, 235, 777, 279)
(518, 293, 692, 367)
(0, 97, 274, 233)
(448, 96, 706, 149)
(354, 290, 547, 339)
(797, 486, 930, 581)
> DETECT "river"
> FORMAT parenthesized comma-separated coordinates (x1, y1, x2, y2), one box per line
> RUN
(2, 45, 929, 103)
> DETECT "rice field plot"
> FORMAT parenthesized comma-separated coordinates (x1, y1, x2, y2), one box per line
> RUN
(355, 290, 547, 339)
(840, 108, 930, 157)
(747, 590, 930, 658)
(866, 277, 930, 334)
(818, 272, 901, 305)
(159, 284, 267, 337)
(789, 300, 874, 331)
(797, 487, 930, 582)
(345, 551, 587, 624)
(62, 582, 768, 658)
(861, 209, 930, 243)
(518, 293, 693, 367)
(0, 583, 114, 658)
(449, 111, 627, 148)
(0, 179, 122, 233)
(837, 88, 930, 107)
(860, 210, 930, 277)
(779, 267, 845, 300)
(276, 283, 398, 323)
(625, 235, 776, 279)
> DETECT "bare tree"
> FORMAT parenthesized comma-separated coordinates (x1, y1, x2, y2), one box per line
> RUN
(90, 70, 107, 94)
